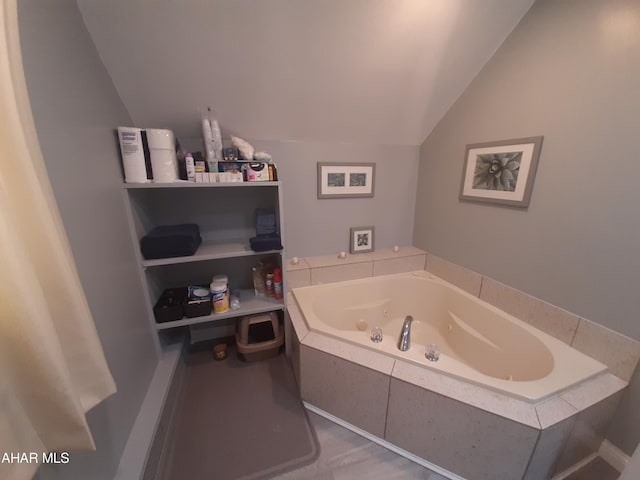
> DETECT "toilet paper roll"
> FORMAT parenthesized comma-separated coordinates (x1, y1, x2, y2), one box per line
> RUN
(117, 127, 149, 183)
(150, 149, 179, 183)
(145, 129, 179, 183)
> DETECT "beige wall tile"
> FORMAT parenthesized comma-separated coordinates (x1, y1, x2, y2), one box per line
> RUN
(553, 391, 624, 475)
(300, 344, 390, 438)
(425, 253, 483, 296)
(287, 295, 310, 341)
(391, 360, 539, 428)
(560, 373, 627, 412)
(289, 316, 302, 391)
(524, 416, 576, 480)
(372, 254, 426, 276)
(286, 268, 311, 292)
(572, 319, 640, 382)
(385, 378, 538, 480)
(370, 246, 426, 261)
(310, 262, 373, 285)
(535, 397, 578, 430)
(285, 257, 311, 272)
(302, 331, 395, 376)
(305, 253, 374, 269)
(479, 277, 579, 344)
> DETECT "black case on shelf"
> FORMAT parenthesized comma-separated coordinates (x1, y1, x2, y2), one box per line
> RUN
(153, 287, 187, 323)
(140, 223, 202, 260)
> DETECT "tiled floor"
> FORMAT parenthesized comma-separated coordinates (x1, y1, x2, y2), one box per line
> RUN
(273, 411, 448, 480)
(275, 412, 623, 480)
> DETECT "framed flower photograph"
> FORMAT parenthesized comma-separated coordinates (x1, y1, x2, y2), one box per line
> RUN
(349, 226, 375, 254)
(317, 162, 376, 198)
(459, 136, 543, 207)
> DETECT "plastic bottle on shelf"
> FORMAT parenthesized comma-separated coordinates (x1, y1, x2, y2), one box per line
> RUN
(265, 272, 275, 298)
(252, 266, 265, 296)
(211, 279, 229, 314)
(273, 268, 283, 300)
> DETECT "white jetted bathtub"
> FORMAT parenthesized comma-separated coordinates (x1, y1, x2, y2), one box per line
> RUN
(292, 271, 607, 402)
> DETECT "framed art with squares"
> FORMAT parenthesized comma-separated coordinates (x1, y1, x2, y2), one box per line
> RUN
(349, 226, 375, 254)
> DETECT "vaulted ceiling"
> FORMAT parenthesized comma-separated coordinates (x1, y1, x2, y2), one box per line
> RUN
(78, 0, 534, 145)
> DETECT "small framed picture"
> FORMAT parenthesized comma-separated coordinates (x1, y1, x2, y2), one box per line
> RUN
(349, 226, 375, 254)
(317, 162, 376, 198)
(459, 136, 543, 207)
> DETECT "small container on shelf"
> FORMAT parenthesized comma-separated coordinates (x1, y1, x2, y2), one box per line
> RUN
(184, 285, 212, 318)
(153, 287, 187, 323)
(273, 268, 283, 300)
(211, 280, 229, 314)
(252, 266, 266, 296)
(265, 273, 275, 297)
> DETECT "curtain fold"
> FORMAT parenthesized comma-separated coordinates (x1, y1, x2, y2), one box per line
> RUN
(0, 1, 117, 479)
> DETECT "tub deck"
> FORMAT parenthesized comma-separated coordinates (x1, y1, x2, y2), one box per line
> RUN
(293, 270, 607, 402)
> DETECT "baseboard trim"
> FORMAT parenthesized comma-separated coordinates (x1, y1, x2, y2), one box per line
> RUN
(551, 452, 600, 480)
(303, 402, 465, 480)
(114, 341, 184, 480)
(600, 439, 630, 473)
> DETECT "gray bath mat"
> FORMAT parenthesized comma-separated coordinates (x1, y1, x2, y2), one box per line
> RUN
(165, 348, 319, 480)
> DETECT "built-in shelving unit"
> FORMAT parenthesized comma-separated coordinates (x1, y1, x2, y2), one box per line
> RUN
(123, 181, 285, 353)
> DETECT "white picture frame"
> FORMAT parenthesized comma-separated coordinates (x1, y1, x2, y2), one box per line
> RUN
(317, 162, 376, 198)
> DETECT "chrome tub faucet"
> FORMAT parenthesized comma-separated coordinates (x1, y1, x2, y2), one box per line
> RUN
(397, 315, 414, 351)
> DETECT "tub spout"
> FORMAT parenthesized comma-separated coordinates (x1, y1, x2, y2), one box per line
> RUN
(397, 315, 414, 351)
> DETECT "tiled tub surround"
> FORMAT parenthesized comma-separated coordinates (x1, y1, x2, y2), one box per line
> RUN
(286, 249, 640, 384)
(285, 246, 427, 290)
(425, 254, 640, 383)
(293, 271, 607, 402)
(289, 297, 627, 480)
(284, 249, 640, 479)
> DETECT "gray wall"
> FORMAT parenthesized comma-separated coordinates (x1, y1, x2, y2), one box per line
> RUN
(179, 137, 419, 258)
(413, 0, 640, 455)
(18, 0, 158, 478)
(249, 140, 419, 258)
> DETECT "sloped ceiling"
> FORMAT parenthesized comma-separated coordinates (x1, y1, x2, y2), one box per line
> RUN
(78, 0, 534, 145)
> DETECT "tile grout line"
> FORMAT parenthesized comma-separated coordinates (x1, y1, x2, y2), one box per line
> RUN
(383, 360, 396, 439)
(569, 318, 581, 346)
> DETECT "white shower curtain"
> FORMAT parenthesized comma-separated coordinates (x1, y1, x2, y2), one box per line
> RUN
(0, 1, 117, 479)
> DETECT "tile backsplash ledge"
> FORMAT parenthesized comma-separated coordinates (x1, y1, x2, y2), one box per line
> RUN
(285, 248, 640, 383)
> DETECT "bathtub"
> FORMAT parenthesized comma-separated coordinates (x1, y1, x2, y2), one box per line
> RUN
(292, 270, 607, 402)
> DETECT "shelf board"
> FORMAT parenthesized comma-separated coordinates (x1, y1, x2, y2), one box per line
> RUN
(124, 181, 280, 189)
(142, 241, 282, 267)
(154, 289, 284, 330)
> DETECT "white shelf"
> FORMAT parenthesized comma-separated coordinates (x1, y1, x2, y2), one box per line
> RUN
(124, 181, 280, 189)
(123, 177, 286, 352)
(142, 241, 282, 267)
(154, 289, 284, 330)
